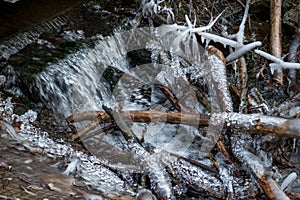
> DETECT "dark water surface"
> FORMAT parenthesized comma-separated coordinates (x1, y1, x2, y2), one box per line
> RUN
(0, 0, 86, 41)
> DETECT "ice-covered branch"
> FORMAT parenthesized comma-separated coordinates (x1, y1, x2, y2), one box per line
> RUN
(236, 0, 249, 44)
(221, 0, 262, 62)
(255, 49, 283, 63)
(198, 32, 239, 48)
(161, 10, 224, 33)
(67, 110, 300, 140)
(255, 49, 300, 74)
(225, 41, 262, 63)
(198, 32, 261, 63)
(141, 0, 174, 22)
(152, 1, 262, 64)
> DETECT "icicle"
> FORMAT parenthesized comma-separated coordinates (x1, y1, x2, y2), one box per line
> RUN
(198, 32, 238, 48)
(269, 64, 277, 75)
(153, 4, 159, 14)
(281, 172, 297, 191)
(201, 36, 205, 44)
(166, 13, 172, 24)
(192, 34, 200, 61)
(63, 158, 81, 175)
(205, 38, 211, 48)
(184, 34, 192, 59)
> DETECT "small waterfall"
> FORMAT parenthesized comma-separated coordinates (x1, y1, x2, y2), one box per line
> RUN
(34, 33, 131, 119)
(1, 1, 142, 120)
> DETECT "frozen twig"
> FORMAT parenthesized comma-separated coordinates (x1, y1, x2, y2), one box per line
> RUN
(141, 0, 174, 23)
(223, 0, 249, 44)
(255, 49, 300, 74)
(225, 112, 300, 139)
(198, 32, 239, 48)
(225, 41, 262, 63)
(221, 0, 262, 63)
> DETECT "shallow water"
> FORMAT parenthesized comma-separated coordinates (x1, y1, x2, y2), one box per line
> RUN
(0, 134, 82, 199)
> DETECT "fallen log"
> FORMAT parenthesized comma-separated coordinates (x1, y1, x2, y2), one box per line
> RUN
(67, 110, 300, 140)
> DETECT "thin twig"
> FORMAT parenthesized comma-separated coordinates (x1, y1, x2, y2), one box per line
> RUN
(156, 84, 182, 111)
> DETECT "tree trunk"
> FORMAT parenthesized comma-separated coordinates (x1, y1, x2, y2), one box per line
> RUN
(270, 0, 283, 84)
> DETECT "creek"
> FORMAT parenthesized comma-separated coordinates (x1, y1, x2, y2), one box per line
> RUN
(0, 1, 218, 199)
(1, 1, 299, 199)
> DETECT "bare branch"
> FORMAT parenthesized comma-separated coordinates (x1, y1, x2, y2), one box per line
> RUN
(270, 0, 283, 84)
(67, 110, 300, 140)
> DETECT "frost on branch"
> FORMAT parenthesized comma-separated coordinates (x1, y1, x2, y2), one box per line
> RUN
(141, 0, 174, 23)
(221, 0, 262, 62)
(255, 49, 300, 74)
(151, 1, 261, 65)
